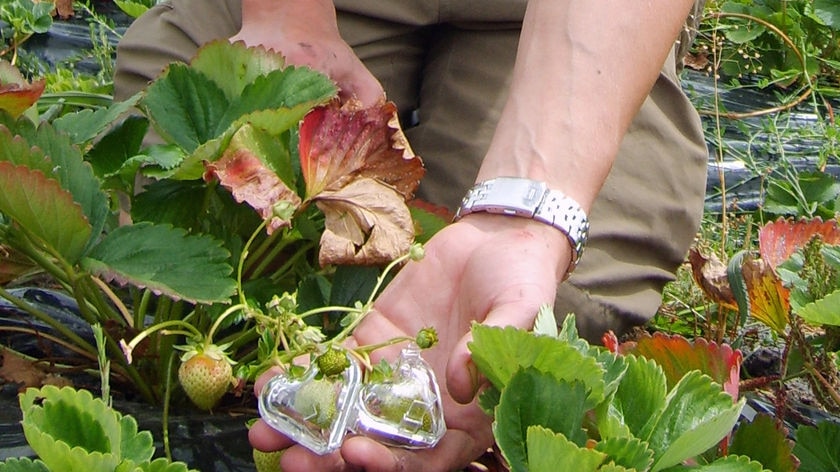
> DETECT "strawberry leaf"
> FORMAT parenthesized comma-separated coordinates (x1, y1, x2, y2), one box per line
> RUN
(794, 421, 840, 472)
(688, 247, 738, 310)
(0, 457, 50, 471)
(315, 178, 414, 265)
(52, 92, 143, 145)
(206, 125, 301, 233)
(494, 368, 589, 470)
(740, 254, 791, 334)
(526, 425, 605, 472)
(469, 324, 606, 406)
(593, 436, 654, 472)
(618, 332, 742, 400)
(81, 222, 235, 304)
(299, 100, 423, 199)
(598, 355, 667, 440)
(759, 217, 840, 269)
(730, 414, 796, 472)
(0, 162, 92, 263)
(642, 371, 745, 472)
(189, 40, 287, 100)
(0, 119, 110, 253)
(0, 60, 45, 117)
(795, 289, 840, 326)
(19, 386, 154, 472)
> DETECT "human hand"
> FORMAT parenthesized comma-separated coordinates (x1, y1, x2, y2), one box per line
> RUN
(249, 214, 572, 470)
(231, 0, 383, 106)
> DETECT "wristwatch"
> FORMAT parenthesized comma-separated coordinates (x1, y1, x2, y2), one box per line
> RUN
(454, 177, 590, 274)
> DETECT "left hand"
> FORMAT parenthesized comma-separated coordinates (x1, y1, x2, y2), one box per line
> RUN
(249, 214, 570, 471)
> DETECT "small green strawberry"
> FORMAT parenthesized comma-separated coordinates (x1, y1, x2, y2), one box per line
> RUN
(378, 393, 433, 432)
(177, 343, 234, 411)
(253, 448, 284, 472)
(315, 346, 350, 377)
(293, 378, 338, 429)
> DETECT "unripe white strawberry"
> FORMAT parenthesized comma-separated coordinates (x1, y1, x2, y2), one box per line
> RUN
(177, 343, 234, 411)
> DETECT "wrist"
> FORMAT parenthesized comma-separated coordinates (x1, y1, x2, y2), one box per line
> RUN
(454, 177, 589, 278)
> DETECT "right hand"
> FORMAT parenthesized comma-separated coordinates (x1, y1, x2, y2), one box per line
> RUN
(231, 0, 384, 106)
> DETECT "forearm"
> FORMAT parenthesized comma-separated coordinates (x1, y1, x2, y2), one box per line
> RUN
(477, 0, 696, 211)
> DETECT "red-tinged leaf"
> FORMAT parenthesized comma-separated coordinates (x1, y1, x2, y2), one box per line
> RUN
(741, 254, 791, 334)
(205, 127, 301, 234)
(315, 178, 414, 266)
(0, 61, 46, 118)
(0, 162, 91, 264)
(299, 100, 424, 199)
(619, 332, 742, 401)
(759, 217, 840, 269)
(688, 247, 738, 310)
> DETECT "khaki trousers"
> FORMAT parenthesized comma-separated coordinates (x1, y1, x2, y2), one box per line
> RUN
(114, 0, 709, 342)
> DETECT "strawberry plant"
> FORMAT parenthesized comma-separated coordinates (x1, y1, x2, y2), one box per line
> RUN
(468, 310, 758, 471)
(0, 37, 444, 413)
(0, 385, 196, 472)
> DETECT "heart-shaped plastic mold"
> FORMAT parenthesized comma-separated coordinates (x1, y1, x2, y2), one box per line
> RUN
(258, 354, 362, 455)
(352, 343, 446, 448)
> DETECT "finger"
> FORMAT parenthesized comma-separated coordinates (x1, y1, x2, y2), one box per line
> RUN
(341, 431, 481, 472)
(253, 366, 284, 396)
(280, 444, 356, 472)
(446, 299, 545, 404)
(248, 419, 296, 452)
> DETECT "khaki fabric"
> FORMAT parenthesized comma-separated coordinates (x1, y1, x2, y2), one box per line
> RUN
(114, 0, 709, 342)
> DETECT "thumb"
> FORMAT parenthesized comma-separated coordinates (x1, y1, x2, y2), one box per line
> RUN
(446, 302, 541, 404)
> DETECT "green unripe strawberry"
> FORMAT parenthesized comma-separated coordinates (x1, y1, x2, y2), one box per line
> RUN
(378, 394, 432, 432)
(315, 347, 350, 377)
(177, 343, 234, 411)
(293, 378, 338, 429)
(253, 448, 284, 472)
(415, 327, 438, 349)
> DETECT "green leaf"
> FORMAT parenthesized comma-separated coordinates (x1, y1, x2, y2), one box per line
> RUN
(19, 386, 154, 472)
(220, 67, 337, 127)
(794, 421, 840, 472)
(814, 0, 840, 29)
(729, 414, 796, 472)
(135, 457, 198, 472)
(594, 436, 655, 471)
(0, 457, 50, 472)
(599, 355, 667, 440)
(644, 371, 745, 471)
(795, 290, 840, 326)
(532, 304, 558, 338)
(187, 40, 287, 102)
(469, 324, 606, 405)
(113, 0, 149, 19)
(86, 115, 149, 183)
(52, 93, 143, 145)
(142, 63, 230, 152)
(494, 368, 589, 470)
(81, 222, 235, 304)
(526, 425, 605, 472)
(0, 121, 109, 253)
(0, 162, 92, 263)
(664, 454, 769, 471)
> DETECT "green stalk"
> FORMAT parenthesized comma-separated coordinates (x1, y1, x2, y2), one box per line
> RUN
(0, 285, 97, 352)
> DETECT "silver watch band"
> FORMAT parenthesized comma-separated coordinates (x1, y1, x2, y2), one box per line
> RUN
(454, 177, 589, 274)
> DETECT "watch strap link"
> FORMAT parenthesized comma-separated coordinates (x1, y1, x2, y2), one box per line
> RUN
(454, 177, 590, 274)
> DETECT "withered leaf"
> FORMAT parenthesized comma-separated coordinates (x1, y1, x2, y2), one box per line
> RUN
(206, 147, 301, 234)
(299, 99, 424, 200)
(315, 178, 414, 266)
(688, 246, 738, 310)
(741, 254, 790, 334)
